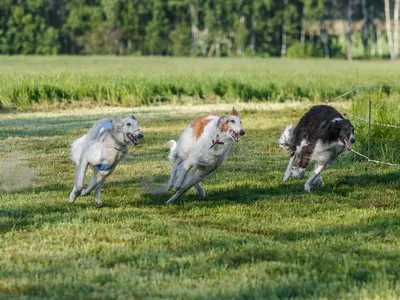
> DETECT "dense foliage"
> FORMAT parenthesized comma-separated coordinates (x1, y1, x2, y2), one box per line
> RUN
(0, 0, 391, 57)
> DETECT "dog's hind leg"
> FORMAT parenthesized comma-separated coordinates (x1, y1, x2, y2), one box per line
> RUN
(292, 146, 313, 180)
(283, 153, 295, 182)
(167, 169, 204, 203)
(194, 183, 206, 199)
(168, 157, 182, 191)
(81, 170, 110, 196)
(173, 161, 192, 191)
(304, 163, 325, 192)
(69, 156, 89, 204)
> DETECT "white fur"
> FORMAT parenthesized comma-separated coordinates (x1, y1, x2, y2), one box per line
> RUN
(69, 116, 143, 207)
(70, 134, 87, 165)
(167, 114, 244, 203)
(277, 124, 294, 152)
(168, 140, 177, 162)
(310, 139, 345, 165)
(331, 117, 344, 122)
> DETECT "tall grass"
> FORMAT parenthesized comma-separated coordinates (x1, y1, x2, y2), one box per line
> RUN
(1, 56, 400, 109)
(350, 89, 400, 164)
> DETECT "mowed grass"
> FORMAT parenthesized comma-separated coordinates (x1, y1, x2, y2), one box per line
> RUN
(1, 103, 400, 299)
(1, 56, 400, 109)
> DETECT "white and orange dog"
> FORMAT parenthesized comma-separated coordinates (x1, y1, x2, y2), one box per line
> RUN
(167, 108, 245, 203)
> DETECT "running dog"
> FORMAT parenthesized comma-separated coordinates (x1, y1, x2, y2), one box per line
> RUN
(167, 108, 245, 203)
(278, 105, 355, 192)
(69, 115, 143, 207)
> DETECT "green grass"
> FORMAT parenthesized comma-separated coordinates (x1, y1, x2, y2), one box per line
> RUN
(1, 103, 400, 299)
(1, 56, 400, 109)
(350, 91, 400, 164)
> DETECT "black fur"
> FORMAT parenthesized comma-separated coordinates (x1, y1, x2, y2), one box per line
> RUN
(290, 105, 354, 153)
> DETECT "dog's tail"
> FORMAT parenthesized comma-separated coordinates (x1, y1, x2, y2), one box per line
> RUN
(70, 134, 87, 165)
(278, 124, 294, 152)
(168, 140, 178, 162)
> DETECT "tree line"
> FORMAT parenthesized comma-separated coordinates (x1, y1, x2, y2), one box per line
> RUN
(0, 0, 399, 59)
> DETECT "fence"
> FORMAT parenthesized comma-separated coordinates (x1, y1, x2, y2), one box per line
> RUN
(325, 71, 400, 167)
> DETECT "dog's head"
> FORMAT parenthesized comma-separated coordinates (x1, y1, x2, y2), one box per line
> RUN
(333, 118, 355, 151)
(113, 115, 143, 146)
(217, 107, 245, 142)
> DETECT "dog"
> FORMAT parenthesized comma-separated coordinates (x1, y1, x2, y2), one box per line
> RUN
(69, 115, 143, 207)
(278, 105, 355, 192)
(166, 107, 245, 203)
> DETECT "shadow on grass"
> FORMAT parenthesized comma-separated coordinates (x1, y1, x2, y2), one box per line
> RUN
(0, 202, 87, 234)
(338, 171, 400, 187)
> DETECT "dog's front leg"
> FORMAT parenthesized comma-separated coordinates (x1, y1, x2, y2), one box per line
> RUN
(304, 164, 325, 192)
(69, 156, 89, 204)
(283, 153, 295, 182)
(167, 169, 205, 204)
(168, 157, 183, 191)
(93, 176, 108, 207)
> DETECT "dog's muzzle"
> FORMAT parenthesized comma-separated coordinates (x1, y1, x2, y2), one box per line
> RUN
(127, 131, 143, 146)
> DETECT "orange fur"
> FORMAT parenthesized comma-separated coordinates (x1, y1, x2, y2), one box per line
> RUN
(231, 107, 238, 116)
(191, 115, 214, 140)
(220, 117, 230, 132)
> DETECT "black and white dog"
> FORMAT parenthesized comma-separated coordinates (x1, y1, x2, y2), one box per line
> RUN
(278, 105, 355, 192)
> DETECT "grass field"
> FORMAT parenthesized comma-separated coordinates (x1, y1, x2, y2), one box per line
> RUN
(1, 56, 400, 109)
(1, 102, 400, 299)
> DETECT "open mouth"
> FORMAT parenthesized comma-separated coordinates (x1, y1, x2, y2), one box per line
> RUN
(127, 133, 139, 146)
(229, 130, 239, 142)
(342, 138, 352, 151)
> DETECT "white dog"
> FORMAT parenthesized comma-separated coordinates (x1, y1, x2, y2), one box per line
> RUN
(69, 115, 143, 207)
(167, 108, 245, 203)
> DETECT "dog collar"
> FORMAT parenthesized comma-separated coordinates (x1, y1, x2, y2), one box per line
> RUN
(210, 139, 225, 149)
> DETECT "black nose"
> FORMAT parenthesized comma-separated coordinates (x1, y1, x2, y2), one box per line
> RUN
(138, 133, 144, 139)
(350, 137, 356, 143)
(240, 129, 245, 136)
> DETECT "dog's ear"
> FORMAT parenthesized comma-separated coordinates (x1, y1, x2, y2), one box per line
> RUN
(230, 107, 238, 116)
(130, 115, 136, 120)
(112, 119, 124, 131)
(334, 119, 343, 128)
(217, 116, 226, 128)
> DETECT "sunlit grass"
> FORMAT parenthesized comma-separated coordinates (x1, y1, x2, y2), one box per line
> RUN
(1, 103, 400, 298)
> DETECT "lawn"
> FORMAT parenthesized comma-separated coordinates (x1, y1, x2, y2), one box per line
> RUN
(1, 56, 400, 109)
(1, 102, 400, 299)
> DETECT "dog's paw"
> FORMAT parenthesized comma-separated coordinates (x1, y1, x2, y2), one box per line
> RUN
(81, 188, 92, 196)
(292, 168, 305, 179)
(313, 176, 324, 187)
(94, 200, 103, 207)
(304, 183, 311, 192)
(195, 186, 206, 199)
(69, 192, 77, 204)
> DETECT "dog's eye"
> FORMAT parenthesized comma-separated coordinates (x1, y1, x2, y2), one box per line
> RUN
(127, 123, 131, 126)
(230, 120, 235, 123)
